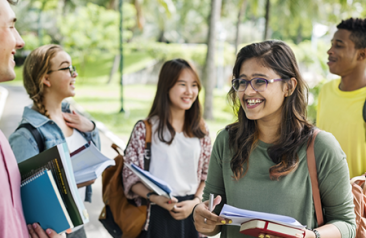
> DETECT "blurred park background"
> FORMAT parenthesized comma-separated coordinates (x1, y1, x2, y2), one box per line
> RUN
(7, 0, 366, 143)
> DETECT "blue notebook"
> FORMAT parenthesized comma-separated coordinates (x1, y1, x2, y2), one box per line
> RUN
(130, 163, 172, 195)
(21, 169, 74, 234)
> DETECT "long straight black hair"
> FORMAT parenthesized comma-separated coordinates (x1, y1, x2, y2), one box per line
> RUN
(147, 59, 206, 144)
(227, 40, 314, 180)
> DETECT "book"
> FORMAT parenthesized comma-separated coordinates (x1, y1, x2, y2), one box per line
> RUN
(18, 142, 89, 228)
(239, 219, 305, 238)
(124, 163, 173, 198)
(219, 204, 305, 236)
(70, 142, 115, 184)
(21, 169, 73, 234)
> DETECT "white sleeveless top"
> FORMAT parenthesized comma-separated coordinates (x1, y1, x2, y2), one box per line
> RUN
(65, 129, 88, 232)
(149, 117, 201, 197)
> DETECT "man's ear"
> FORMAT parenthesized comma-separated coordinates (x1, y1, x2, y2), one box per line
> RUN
(42, 75, 51, 87)
(285, 77, 297, 96)
(357, 48, 366, 61)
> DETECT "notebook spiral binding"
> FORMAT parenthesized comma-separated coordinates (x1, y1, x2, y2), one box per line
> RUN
(21, 169, 46, 187)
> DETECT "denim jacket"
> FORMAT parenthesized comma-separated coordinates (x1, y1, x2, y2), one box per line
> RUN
(9, 101, 101, 202)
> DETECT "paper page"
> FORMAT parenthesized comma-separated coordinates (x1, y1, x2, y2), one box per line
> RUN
(125, 163, 171, 198)
(219, 204, 304, 229)
(130, 163, 172, 194)
(57, 143, 89, 224)
(71, 143, 114, 172)
(74, 159, 115, 184)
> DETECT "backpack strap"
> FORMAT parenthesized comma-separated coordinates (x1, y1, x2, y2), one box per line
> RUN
(16, 123, 44, 152)
(143, 120, 152, 171)
(307, 128, 324, 226)
(363, 99, 366, 123)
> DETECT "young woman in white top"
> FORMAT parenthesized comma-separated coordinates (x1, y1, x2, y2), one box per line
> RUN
(122, 58, 212, 238)
(9, 44, 101, 238)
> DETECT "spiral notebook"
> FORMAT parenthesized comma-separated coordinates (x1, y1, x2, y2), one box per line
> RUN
(21, 169, 73, 234)
(18, 142, 89, 227)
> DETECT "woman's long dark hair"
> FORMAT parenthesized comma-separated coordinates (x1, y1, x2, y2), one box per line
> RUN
(148, 59, 206, 144)
(228, 40, 314, 180)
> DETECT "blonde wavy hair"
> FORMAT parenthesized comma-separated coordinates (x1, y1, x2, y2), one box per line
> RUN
(23, 44, 63, 118)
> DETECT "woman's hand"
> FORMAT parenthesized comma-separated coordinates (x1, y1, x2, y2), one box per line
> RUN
(63, 111, 94, 132)
(28, 223, 66, 238)
(193, 195, 231, 234)
(169, 199, 198, 220)
(149, 194, 178, 211)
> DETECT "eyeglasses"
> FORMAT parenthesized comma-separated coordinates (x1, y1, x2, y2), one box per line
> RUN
(47, 65, 77, 77)
(232, 77, 286, 92)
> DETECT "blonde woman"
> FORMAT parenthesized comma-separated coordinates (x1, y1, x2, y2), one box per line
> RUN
(9, 44, 101, 238)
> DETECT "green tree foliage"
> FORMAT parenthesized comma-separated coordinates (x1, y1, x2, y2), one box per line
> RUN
(58, 3, 136, 75)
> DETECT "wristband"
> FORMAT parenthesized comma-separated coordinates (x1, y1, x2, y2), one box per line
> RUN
(146, 192, 157, 202)
(191, 203, 200, 222)
(313, 229, 321, 238)
(194, 196, 202, 203)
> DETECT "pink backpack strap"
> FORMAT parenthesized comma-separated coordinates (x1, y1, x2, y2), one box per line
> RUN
(307, 129, 324, 226)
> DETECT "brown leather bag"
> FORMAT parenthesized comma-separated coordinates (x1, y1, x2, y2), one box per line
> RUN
(99, 120, 152, 238)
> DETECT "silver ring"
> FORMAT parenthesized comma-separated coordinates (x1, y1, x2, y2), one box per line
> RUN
(204, 218, 207, 224)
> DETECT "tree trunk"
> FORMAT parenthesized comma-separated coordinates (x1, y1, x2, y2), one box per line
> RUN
(202, 0, 222, 120)
(133, 0, 144, 30)
(234, 0, 247, 54)
(296, 23, 303, 44)
(263, 0, 270, 40)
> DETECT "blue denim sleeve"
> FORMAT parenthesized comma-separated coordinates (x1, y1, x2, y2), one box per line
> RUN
(9, 128, 40, 163)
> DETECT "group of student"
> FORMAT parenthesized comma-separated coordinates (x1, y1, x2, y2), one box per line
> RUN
(0, 0, 365, 238)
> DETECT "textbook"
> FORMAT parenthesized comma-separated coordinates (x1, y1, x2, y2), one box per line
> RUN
(219, 204, 305, 236)
(21, 169, 73, 234)
(239, 219, 305, 238)
(124, 163, 173, 198)
(18, 142, 89, 228)
(70, 142, 115, 184)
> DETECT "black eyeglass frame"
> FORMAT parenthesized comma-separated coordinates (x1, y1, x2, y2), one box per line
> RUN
(47, 65, 76, 76)
(231, 77, 287, 92)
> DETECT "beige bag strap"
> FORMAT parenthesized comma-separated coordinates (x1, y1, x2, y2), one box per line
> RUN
(307, 129, 324, 226)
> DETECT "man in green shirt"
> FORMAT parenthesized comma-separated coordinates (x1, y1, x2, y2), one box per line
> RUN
(317, 18, 366, 178)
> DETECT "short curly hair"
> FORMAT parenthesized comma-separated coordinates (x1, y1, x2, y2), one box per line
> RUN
(337, 18, 366, 49)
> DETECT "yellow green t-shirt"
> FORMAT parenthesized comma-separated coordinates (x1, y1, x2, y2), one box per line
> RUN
(317, 79, 366, 178)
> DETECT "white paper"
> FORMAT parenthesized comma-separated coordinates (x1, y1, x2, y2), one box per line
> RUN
(71, 143, 115, 184)
(125, 163, 172, 198)
(219, 204, 305, 229)
(57, 143, 89, 224)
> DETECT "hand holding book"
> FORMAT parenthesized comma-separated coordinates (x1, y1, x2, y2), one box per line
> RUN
(192, 195, 232, 234)
(28, 223, 65, 238)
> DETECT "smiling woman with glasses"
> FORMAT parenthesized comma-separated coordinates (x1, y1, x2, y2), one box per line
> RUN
(9, 44, 101, 238)
(193, 40, 356, 238)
